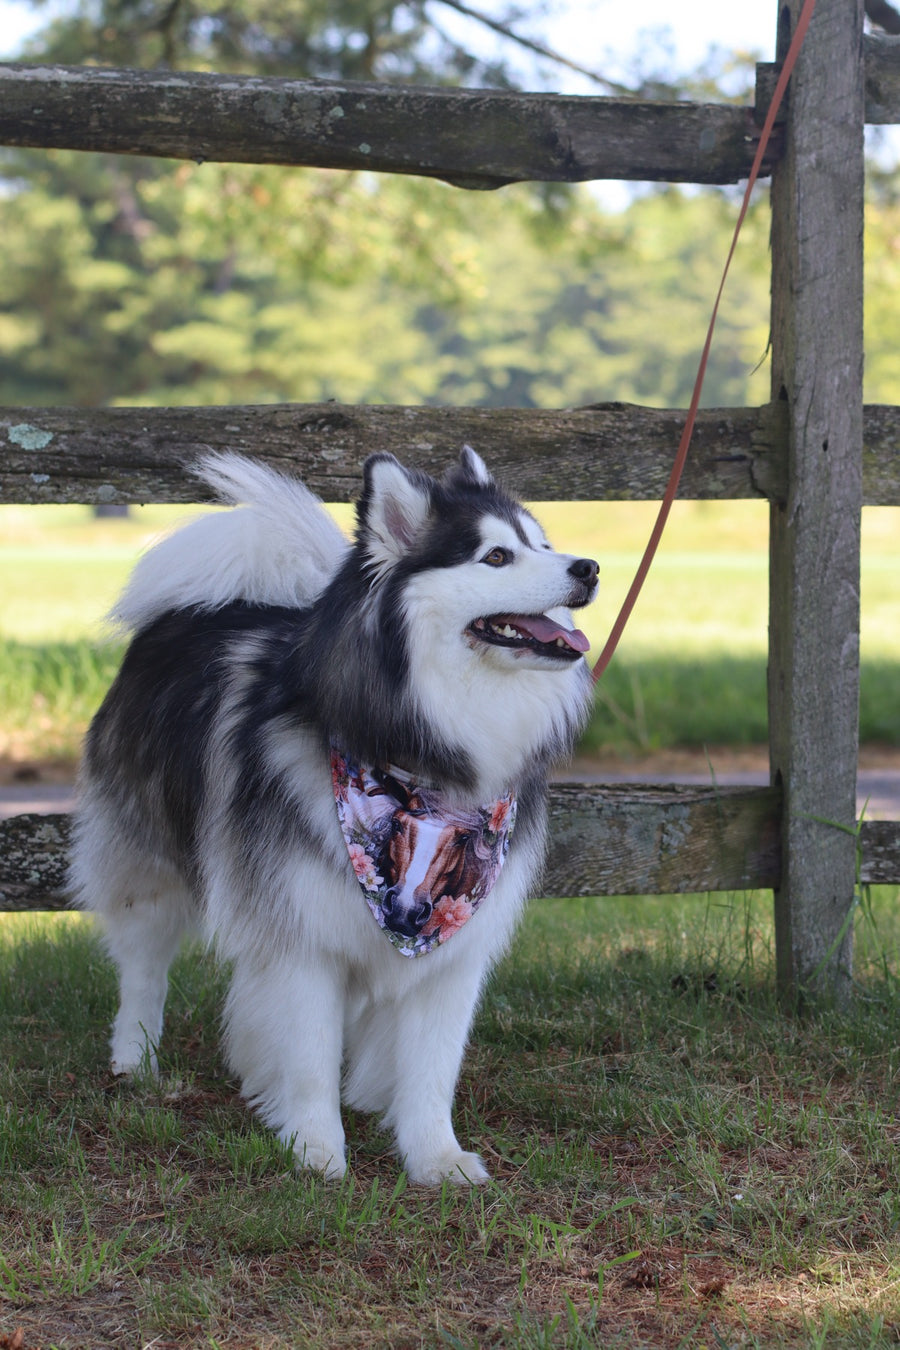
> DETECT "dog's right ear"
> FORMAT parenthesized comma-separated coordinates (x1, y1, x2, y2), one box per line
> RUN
(444, 444, 494, 490)
(358, 454, 433, 575)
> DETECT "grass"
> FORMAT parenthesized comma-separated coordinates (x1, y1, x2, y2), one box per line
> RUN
(1, 499, 898, 764)
(2, 640, 898, 764)
(3, 888, 900, 1347)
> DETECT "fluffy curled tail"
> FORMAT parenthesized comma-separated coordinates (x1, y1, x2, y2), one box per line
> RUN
(111, 453, 349, 633)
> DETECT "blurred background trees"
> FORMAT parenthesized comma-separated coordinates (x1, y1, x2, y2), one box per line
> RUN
(0, 0, 896, 412)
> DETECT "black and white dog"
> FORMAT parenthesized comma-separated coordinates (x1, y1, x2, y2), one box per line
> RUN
(71, 448, 598, 1184)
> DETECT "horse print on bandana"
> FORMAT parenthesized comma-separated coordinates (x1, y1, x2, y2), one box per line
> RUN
(331, 747, 516, 957)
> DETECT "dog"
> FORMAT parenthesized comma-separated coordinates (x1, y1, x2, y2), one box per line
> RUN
(70, 446, 598, 1185)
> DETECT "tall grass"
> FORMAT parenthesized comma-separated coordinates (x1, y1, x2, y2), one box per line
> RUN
(1, 500, 898, 763)
(584, 653, 900, 755)
(0, 638, 123, 762)
(2, 639, 897, 764)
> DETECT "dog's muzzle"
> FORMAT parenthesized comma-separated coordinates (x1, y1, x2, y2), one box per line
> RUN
(566, 557, 600, 608)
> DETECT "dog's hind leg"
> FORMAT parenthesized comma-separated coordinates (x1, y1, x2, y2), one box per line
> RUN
(71, 802, 196, 1075)
(102, 874, 194, 1076)
(224, 954, 347, 1181)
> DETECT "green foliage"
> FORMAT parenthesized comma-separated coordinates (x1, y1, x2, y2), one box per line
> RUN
(0, 0, 592, 406)
(17, 0, 509, 85)
(0, 151, 781, 411)
(5, 139, 900, 416)
(412, 186, 774, 410)
(3, 0, 899, 422)
(862, 202, 900, 401)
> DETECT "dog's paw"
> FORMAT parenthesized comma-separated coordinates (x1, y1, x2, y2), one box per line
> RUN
(292, 1140, 347, 1182)
(405, 1149, 490, 1187)
(110, 1046, 159, 1078)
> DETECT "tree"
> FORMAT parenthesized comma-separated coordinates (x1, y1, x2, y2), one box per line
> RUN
(1, 0, 598, 408)
(15, 0, 523, 84)
(0, 150, 782, 411)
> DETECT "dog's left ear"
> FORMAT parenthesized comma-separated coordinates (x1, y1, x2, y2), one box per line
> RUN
(359, 454, 433, 572)
(444, 444, 494, 490)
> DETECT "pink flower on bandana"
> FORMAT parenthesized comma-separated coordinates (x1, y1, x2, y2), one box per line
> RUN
(347, 843, 382, 890)
(423, 895, 474, 939)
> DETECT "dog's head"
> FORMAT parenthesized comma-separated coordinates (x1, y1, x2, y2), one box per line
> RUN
(356, 446, 598, 675)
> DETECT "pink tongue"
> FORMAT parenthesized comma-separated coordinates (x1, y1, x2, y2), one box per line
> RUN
(511, 614, 590, 653)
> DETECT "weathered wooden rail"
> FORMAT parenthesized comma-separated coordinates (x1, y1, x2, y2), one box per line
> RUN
(3, 789, 898, 912)
(1, 36, 899, 181)
(1, 0, 898, 1004)
(2, 401, 787, 503)
(0, 63, 778, 186)
(3, 401, 900, 506)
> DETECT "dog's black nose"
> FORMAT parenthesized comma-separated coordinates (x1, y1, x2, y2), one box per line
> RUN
(568, 558, 599, 585)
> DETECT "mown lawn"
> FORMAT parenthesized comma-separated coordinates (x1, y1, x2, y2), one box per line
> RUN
(3, 889, 900, 1348)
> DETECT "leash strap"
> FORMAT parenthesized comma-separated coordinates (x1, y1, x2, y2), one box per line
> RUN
(590, 0, 817, 683)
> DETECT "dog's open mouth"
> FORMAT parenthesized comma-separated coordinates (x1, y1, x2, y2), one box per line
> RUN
(467, 613, 590, 661)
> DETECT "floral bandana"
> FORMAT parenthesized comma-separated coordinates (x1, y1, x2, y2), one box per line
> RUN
(330, 746, 516, 958)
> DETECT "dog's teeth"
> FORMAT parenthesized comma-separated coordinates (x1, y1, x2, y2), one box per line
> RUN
(502, 624, 518, 639)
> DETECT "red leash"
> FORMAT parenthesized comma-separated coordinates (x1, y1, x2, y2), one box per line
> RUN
(590, 0, 817, 683)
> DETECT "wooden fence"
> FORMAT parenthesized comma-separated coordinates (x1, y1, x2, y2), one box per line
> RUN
(1, 0, 898, 1003)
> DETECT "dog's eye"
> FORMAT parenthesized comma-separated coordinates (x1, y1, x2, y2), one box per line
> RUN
(481, 547, 511, 567)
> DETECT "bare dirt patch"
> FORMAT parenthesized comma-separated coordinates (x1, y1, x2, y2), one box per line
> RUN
(5, 744, 900, 789)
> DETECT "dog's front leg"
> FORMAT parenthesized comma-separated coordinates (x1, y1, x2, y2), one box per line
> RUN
(224, 954, 347, 1180)
(385, 957, 489, 1186)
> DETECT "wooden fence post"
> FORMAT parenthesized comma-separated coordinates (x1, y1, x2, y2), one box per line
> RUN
(768, 0, 866, 1004)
